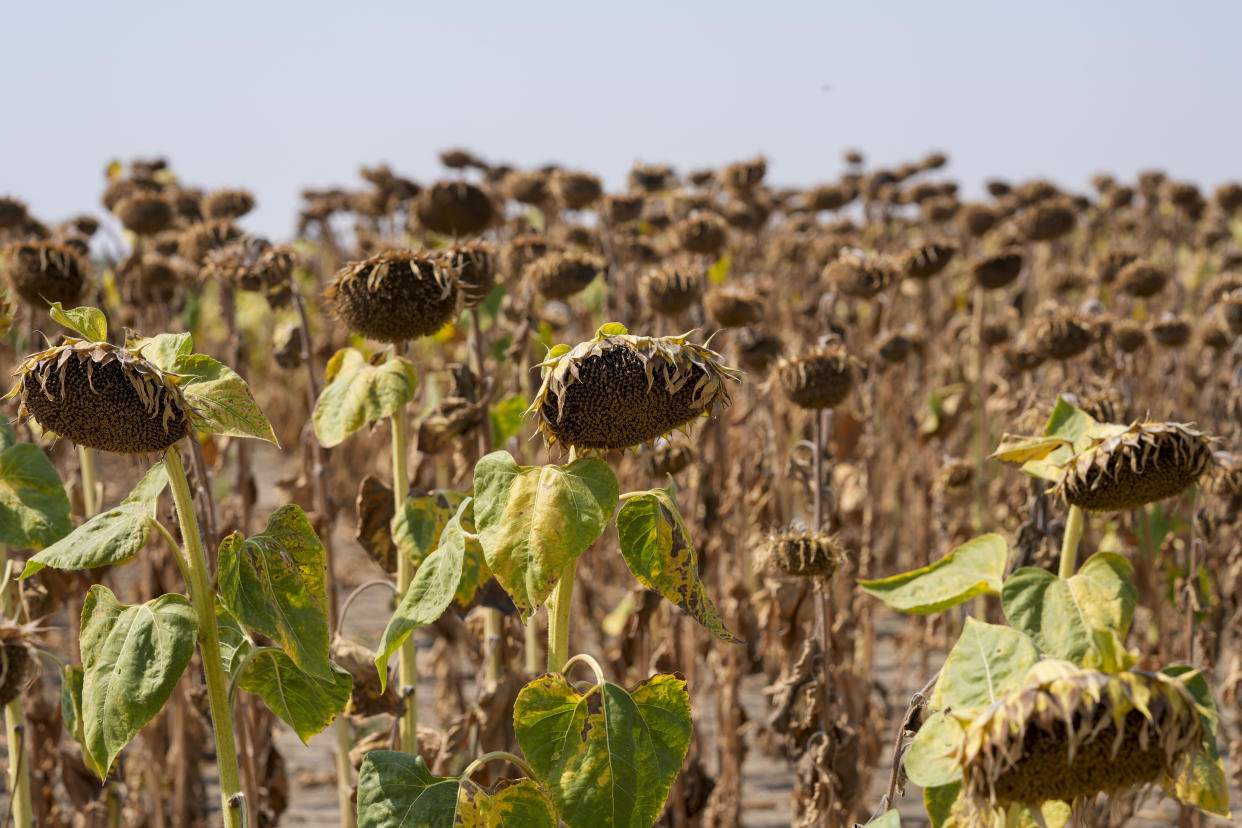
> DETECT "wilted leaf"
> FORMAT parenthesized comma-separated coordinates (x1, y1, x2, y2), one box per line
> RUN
(218, 505, 333, 679)
(313, 348, 417, 447)
(904, 711, 965, 788)
(616, 488, 739, 642)
(473, 451, 619, 621)
(514, 672, 690, 828)
(21, 461, 167, 577)
(79, 586, 196, 777)
(859, 533, 1008, 614)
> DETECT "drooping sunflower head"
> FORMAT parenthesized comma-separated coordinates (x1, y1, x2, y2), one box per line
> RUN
(640, 261, 702, 318)
(2, 240, 91, 307)
(1054, 421, 1213, 512)
(324, 249, 458, 343)
(958, 667, 1206, 817)
(0, 621, 41, 707)
(528, 324, 741, 452)
(760, 527, 844, 579)
(8, 338, 192, 454)
(777, 343, 854, 410)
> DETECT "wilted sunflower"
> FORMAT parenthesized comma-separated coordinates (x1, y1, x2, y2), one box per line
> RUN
(1031, 310, 1095, 361)
(1118, 261, 1167, 298)
(705, 285, 765, 327)
(3, 240, 90, 307)
(0, 196, 28, 230)
(528, 324, 741, 451)
(824, 253, 897, 298)
(1054, 421, 1213, 512)
(640, 262, 701, 317)
(325, 250, 457, 343)
(202, 188, 256, 220)
(114, 192, 174, 235)
(970, 250, 1023, 290)
(0, 621, 43, 707)
(777, 344, 854, 409)
(673, 213, 728, 256)
(900, 241, 957, 280)
(7, 338, 192, 454)
(414, 181, 494, 236)
(526, 251, 602, 300)
(439, 242, 496, 308)
(760, 528, 843, 578)
(957, 667, 1207, 818)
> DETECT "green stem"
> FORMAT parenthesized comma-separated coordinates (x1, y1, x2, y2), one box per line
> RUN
(1, 547, 31, 828)
(165, 446, 244, 828)
(546, 557, 577, 673)
(460, 750, 538, 782)
(392, 406, 418, 753)
(524, 616, 540, 676)
(79, 446, 98, 518)
(1058, 505, 1085, 580)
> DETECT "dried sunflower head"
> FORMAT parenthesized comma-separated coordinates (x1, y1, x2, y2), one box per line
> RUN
(735, 327, 784, 373)
(1150, 315, 1192, 348)
(1054, 421, 1213, 512)
(1113, 320, 1149, 354)
(528, 324, 741, 451)
(1020, 199, 1077, 242)
(1031, 310, 1095, 361)
(0, 621, 42, 707)
(641, 262, 701, 318)
(551, 170, 602, 210)
(7, 338, 192, 454)
(1118, 261, 1168, 298)
(0, 197, 28, 230)
(438, 242, 497, 308)
(2, 240, 90, 307)
(672, 213, 728, 256)
(958, 667, 1206, 817)
(179, 219, 243, 265)
(202, 188, 256, 220)
(414, 181, 495, 236)
(824, 252, 898, 298)
(971, 250, 1024, 291)
(526, 251, 603, 300)
(704, 285, 765, 328)
(114, 192, 174, 235)
(761, 528, 843, 578)
(777, 343, 854, 410)
(900, 241, 958, 280)
(325, 250, 458, 343)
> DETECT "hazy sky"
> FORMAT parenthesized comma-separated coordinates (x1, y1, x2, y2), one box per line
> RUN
(4, 0, 1240, 238)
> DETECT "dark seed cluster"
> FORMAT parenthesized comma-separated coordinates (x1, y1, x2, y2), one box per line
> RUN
(18, 345, 190, 454)
(413, 181, 494, 236)
(763, 529, 842, 578)
(325, 250, 458, 343)
(641, 263, 701, 317)
(970, 250, 1023, 290)
(1031, 311, 1094, 361)
(0, 641, 30, 707)
(3, 240, 90, 307)
(439, 243, 497, 308)
(1056, 421, 1213, 511)
(777, 345, 853, 409)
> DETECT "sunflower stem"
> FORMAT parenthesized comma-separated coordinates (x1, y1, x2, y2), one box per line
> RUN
(391, 401, 419, 754)
(546, 557, 577, 673)
(1, 546, 32, 828)
(165, 446, 244, 828)
(78, 446, 98, 518)
(1058, 504, 1085, 580)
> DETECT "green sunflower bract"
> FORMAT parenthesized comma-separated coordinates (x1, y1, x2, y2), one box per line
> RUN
(529, 324, 741, 452)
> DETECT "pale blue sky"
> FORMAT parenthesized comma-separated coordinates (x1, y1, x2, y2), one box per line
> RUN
(4, 1, 1240, 238)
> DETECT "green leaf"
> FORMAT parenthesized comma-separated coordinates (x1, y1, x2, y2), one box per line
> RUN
(216, 600, 252, 677)
(863, 811, 900, 828)
(312, 348, 418, 448)
(1021, 396, 1099, 481)
(1001, 552, 1136, 663)
(929, 618, 1038, 712)
(356, 752, 558, 828)
(923, 782, 960, 828)
(79, 586, 197, 777)
(237, 648, 352, 744)
(392, 490, 466, 567)
(473, 451, 619, 621)
(859, 534, 1008, 614)
(49, 302, 107, 341)
(707, 252, 732, 284)
(129, 331, 193, 372)
(218, 505, 333, 680)
(20, 461, 167, 577)
(615, 489, 739, 643)
(904, 711, 965, 788)
(374, 499, 473, 689)
(0, 440, 71, 549)
(175, 353, 278, 445)
(489, 394, 528, 447)
(448, 499, 491, 608)
(514, 672, 691, 828)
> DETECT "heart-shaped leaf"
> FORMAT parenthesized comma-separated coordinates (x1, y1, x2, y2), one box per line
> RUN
(175, 353, 278, 445)
(313, 348, 417, 448)
(356, 752, 557, 828)
(237, 648, 352, 743)
(129, 332, 193, 372)
(79, 586, 197, 777)
(1002, 552, 1136, 663)
(375, 498, 472, 688)
(616, 488, 738, 642)
(859, 533, 1008, 614)
(904, 710, 966, 787)
(473, 451, 619, 621)
(929, 618, 1038, 712)
(0, 427, 71, 549)
(21, 461, 167, 577)
(514, 671, 691, 828)
(49, 302, 107, 341)
(218, 504, 333, 679)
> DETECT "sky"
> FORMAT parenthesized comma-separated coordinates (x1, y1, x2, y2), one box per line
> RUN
(3, 0, 1241, 238)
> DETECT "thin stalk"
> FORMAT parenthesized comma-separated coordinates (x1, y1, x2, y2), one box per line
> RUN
(524, 617, 540, 676)
(165, 447, 243, 828)
(970, 285, 989, 532)
(1058, 505, 1085, 580)
(79, 446, 99, 518)
(470, 305, 505, 685)
(392, 400, 418, 753)
(546, 558, 577, 673)
(1, 550, 31, 828)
